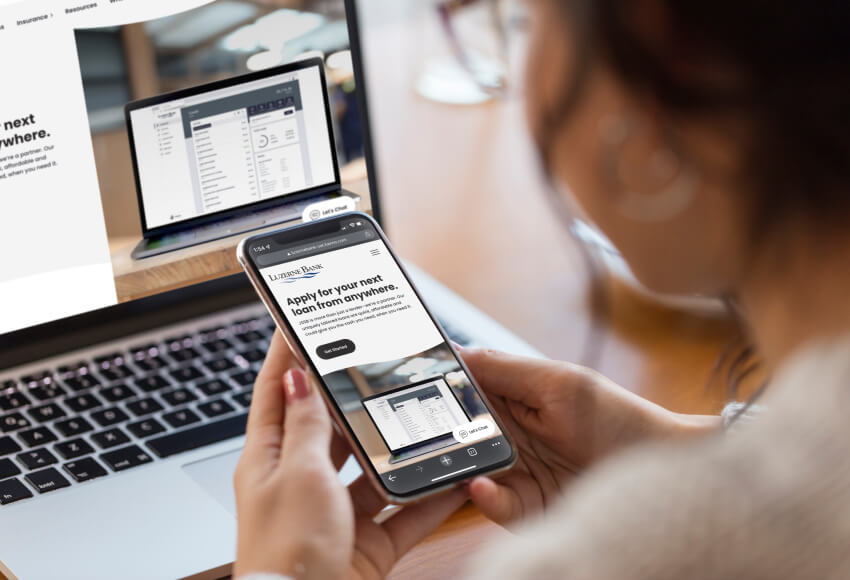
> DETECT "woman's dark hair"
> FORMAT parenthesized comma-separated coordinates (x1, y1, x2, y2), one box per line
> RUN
(538, 1, 849, 412)
(540, 0, 850, 237)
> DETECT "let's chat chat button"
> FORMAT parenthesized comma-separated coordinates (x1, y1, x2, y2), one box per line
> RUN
(302, 196, 356, 222)
(452, 419, 495, 444)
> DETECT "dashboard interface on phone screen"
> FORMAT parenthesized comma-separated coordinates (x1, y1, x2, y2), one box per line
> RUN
(244, 216, 514, 496)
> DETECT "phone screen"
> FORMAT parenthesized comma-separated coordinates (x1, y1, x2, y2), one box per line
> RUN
(242, 214, 514, 497)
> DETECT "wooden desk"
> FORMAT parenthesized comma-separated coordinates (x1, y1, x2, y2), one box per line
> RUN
(357, 9, 751, 579)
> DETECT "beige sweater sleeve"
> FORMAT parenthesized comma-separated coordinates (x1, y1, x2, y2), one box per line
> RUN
(463, 340, 850, 580)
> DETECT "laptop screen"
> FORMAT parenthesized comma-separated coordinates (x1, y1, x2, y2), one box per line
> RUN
(129, 61, 338, 231)
(362, 378, 470, 454)
(0, 0, 375, 337)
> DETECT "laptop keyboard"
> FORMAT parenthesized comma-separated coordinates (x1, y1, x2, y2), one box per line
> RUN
(0, 310, 472, 506)
(0, 314, 275, 505)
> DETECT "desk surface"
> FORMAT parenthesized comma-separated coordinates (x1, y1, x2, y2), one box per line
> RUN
(360, 11, 747, 579)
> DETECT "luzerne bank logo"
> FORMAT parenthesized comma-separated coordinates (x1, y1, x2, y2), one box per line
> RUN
(268, 264, 323, 284)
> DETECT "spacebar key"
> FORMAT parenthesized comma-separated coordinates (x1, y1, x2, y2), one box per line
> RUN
(147, 413, 248, 458)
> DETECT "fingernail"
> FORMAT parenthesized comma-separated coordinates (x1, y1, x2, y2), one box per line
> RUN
(450, 341, 464, 352)
(284, 368, 311, 402)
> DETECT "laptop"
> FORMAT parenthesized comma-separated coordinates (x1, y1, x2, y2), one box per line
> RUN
(126, 58, 357, 259)
(362, 376, 467, 464)
(0, 1, 540, 579)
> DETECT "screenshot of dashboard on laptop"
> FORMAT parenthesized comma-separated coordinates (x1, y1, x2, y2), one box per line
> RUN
(130, 64, 336, 229)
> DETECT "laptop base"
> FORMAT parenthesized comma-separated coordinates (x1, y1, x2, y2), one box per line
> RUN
(131, 192, 357, 260)
(387, 435, 457, 464)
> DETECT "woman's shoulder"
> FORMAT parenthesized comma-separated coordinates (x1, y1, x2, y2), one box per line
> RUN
(465, 337, 850, 580)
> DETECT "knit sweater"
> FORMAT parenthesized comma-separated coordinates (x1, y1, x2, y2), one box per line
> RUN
(465, 338, 850, 579)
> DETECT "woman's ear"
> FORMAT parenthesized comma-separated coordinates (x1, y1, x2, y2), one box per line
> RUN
(595, 113, 700, 223)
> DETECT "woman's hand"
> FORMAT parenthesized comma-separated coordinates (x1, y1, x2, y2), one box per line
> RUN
(233, 333, 468, 580)
(460, 348, 719, 528)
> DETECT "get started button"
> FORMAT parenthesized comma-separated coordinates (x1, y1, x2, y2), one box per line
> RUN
(316, 339, 355, 360)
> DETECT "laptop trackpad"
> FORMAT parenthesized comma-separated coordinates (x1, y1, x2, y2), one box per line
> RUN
(182, 450, 364, 517)
(182, 450, 242, 516)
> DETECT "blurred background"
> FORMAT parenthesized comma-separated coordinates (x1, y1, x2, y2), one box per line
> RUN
(74, 0, 364, 241)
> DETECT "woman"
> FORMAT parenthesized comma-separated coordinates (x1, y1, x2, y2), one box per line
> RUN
(233, 1, 850, 578)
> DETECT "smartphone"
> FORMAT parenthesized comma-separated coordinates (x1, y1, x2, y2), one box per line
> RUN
(237, 212, 516, 503)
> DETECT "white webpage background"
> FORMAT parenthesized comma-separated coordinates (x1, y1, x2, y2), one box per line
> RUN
(132, 65, 335, 229)
(260, 239, 444, 376)
(0, 2, 116, 334)
(364, 379, 465, 450)
(0, 0, 248, 334)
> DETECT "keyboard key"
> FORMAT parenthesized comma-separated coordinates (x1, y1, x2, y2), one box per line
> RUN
(63, 374, 101, 392)
(18, 426, 57, 447)
(237, 349, 266, 363)
(130, 344, 160, 359)
(100, 365, 134, 382)
(230, 370, 257, 387)
(134, 356, 168, 372)
(202, 339, 232, 354)
(27, 403, 66, 423)
(127, 418, 165, 438)
(204, 357, 235, 374)
(25, 467, 70, 494)
(64, 393, 102, 413)
(17, 447, 58, 469)
(91, 407, 129, 427)
(92, 428, 130, 449)
(199, 326, 227, 339)
(54, 417, 94, 437)
(164, 335, 193, 349)
(0, 435, 22, 456)
(134, 375, 170, 393)
(1, 379, 16, 390)
(20, 372, 51, 388)
(126, 397, 164, 418)
(162, 389, 197, 407)
(100, 445, 153, 472)
(0, 478, 33, 504)
(165, 335, 198, 362)
(198, 399, 235, 419)
(197, 379, 229, 397)
(1, 412, 32, 433)
(0, 391, 30, 411)
(235, 330, 265, 344)
(147, 413, 248, 458)
(232, 391, 253, 408)
(29, 383, 66, 401)
(0, 457, 22, 479)
(169, 366, 204, 383)
(57, 361, 90, 377)
(99, 384, 136, 403)
(167, 346, 200, 364)
(55, 438, 95, 460)
(63, 457, 108, 483)
(161, 408, 201, 429)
